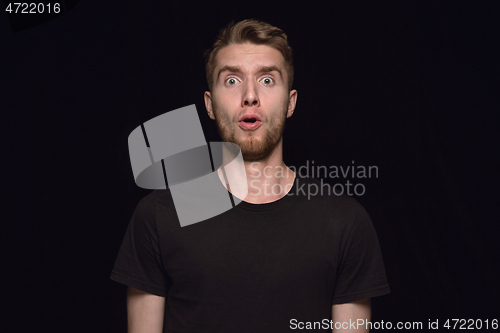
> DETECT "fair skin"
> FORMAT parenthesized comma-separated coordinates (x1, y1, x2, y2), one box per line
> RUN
(332, 298, 371, 332)
(127, 42, 371, 333)
(126, 287, 165, 333)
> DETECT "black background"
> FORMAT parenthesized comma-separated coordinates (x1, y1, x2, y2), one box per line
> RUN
(2, 0, 499, 332)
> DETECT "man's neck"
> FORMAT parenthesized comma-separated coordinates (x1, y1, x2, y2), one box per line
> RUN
(216, 147, 296, 204)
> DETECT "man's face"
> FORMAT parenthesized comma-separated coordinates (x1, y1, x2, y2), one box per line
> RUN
(204, 43, 297, 162)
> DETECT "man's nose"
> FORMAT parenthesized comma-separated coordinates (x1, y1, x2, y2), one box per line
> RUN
(242, 83, 259, 107)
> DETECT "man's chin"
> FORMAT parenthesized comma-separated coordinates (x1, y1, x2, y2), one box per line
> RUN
(222, 133, 281, 162)
(240, 145, 274, 162)
(241, 152, 265, 162)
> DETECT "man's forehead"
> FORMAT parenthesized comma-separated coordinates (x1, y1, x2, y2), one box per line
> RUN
(217, 63, 282, 73)
(216, 44, 285, 71)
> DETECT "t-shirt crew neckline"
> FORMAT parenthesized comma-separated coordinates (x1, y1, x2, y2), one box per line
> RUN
(210, 168, 300, 212)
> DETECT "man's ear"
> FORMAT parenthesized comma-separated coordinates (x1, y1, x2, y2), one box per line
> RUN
(286, 89, 298, 118)
(204, 91, 215, 120)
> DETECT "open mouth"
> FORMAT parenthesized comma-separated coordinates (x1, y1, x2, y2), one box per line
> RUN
(239, 116, 262, 130)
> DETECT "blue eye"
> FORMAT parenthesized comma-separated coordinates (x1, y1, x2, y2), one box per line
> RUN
(226, 78, 238, 85)
(261, 77, 274, 85)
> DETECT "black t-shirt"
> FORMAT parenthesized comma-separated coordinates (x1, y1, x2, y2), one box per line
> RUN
(110, 173, 390, 332)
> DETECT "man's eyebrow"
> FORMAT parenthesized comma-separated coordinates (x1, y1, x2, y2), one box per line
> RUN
(217, 65, 242, 82)
(257, 65, 283, 80)
(216, 65, 283, 82)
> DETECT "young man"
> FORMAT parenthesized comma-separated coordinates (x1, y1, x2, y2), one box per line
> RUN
(111, 19, 390, 332)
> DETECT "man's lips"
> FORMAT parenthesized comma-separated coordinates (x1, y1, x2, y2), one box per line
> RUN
(239, 119, 262, 130)
(238, 113, 262, 131)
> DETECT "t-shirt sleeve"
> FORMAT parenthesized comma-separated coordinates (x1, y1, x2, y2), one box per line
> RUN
(110, 195, 169, 297)
(331, 199, 390, 304)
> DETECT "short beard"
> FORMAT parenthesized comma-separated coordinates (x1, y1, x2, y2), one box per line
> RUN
(213, 105, 287, 162)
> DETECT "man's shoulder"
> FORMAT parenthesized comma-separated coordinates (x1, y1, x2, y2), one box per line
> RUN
(135, 189, 176, 212)
(292, 175, 368, 221)
(293, 175, 358, 204)
(131, 189, 181, 231)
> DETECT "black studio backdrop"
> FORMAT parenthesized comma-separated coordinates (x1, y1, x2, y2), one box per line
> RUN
(2, 1, 499, 332)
